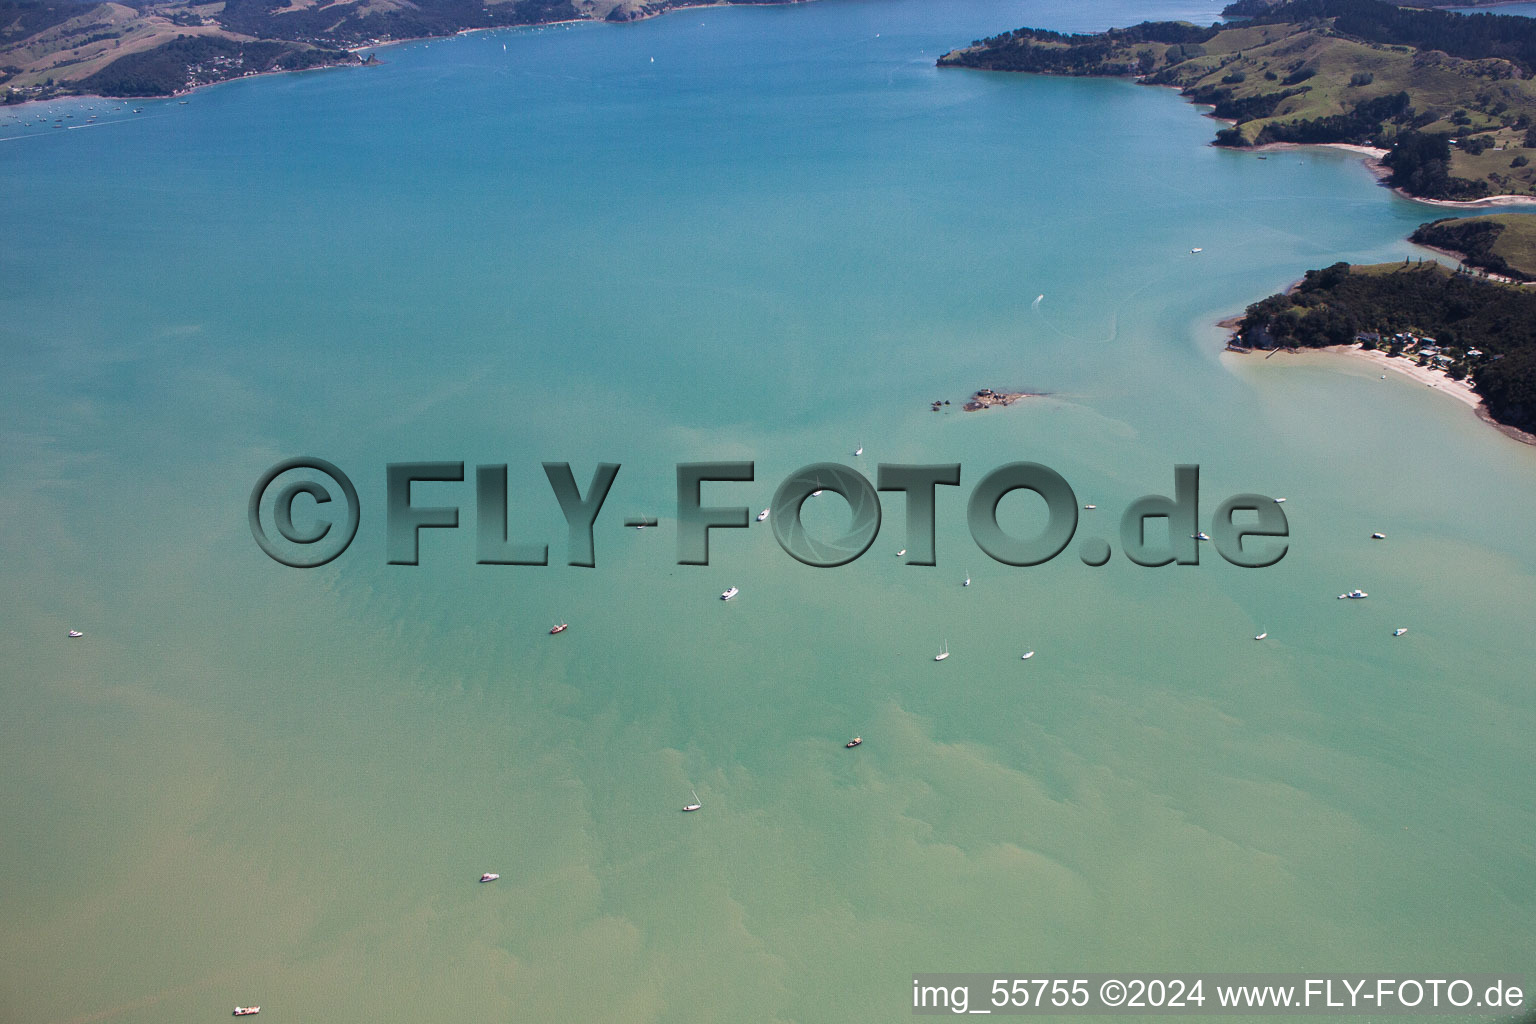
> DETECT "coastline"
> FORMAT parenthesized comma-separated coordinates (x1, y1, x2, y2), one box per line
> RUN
(1251, 140, 1536, 206)
(4, 0, 807, 109)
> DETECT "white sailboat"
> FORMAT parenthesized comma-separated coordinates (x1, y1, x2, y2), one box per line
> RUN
(962, 570, 970, 587)
(682, 788, 701, 812)
(854, 446, 863, 456)
(934, 639, 949, 662)
(1020, 650, 1034, 660)
(896, 549, 906, 557)
(757, 508, 769, 522)
(1254, 631, 1267, 640)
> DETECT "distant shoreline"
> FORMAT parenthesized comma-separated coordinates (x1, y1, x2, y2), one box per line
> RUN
(1, 0, 810, 109)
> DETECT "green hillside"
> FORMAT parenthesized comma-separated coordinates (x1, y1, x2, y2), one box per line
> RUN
(938, 0, 1536, 200)
(1410, 213, 1536, 280)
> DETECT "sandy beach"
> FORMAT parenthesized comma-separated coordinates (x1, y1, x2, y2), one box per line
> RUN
(1331, 344, 1482, 410)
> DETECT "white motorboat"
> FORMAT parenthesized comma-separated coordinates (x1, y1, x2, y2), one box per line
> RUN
(1084, 504, 1096, 510)
(1339, 589, 1368, 600)
(480, 873, 499, 882)
(811, 489, 823, 497)
(896, 549, 906, 556)
(1020, 650, 1035, 660)
(1371, 532, 1385, 540)
(962, 571, 970, 587)
(1254, 632, 1267, 640)
(1274, 497, 1286, 503)
(721, 586, 739, 601)
(1394, 628, 1408, 636)
(1193, 532, 1211, 541)
(854, 446, 863, 456)
(1190, 247, 1203, 253)
(757, 508, 769, 522)
(67, 630, 83, 638)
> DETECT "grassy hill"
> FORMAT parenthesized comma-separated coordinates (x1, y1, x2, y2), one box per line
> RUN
(1410, 212, 1536, 279)
(937, 0, 1536, 200)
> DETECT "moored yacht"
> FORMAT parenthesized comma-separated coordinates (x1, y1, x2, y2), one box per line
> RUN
(721, 586, 739, 601)
(480, 873, 499, 882)
(757, 508, 769, 522)
(1339, 589, 1368, 599)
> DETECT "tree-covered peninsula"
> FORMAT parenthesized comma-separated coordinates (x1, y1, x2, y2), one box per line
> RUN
(938, 0, 1536, 201)
(1232, 261, 1536, 433)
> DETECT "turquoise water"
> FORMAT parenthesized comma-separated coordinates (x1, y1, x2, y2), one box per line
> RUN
(2, 1, 1534, 1021)
(1450, 3, 1536, 16)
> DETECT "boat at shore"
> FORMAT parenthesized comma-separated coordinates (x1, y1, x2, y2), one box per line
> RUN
(721, 586, 738, 601)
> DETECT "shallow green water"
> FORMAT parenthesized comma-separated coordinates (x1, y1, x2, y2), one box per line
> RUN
(1, 1, 1533, 1021)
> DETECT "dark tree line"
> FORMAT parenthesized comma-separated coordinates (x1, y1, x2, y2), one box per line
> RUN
(78, 35, 355, 96)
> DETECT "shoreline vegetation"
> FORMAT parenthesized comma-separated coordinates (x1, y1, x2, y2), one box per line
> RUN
(937, 0, 1536, 203)
(0, 0, 808, 104)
